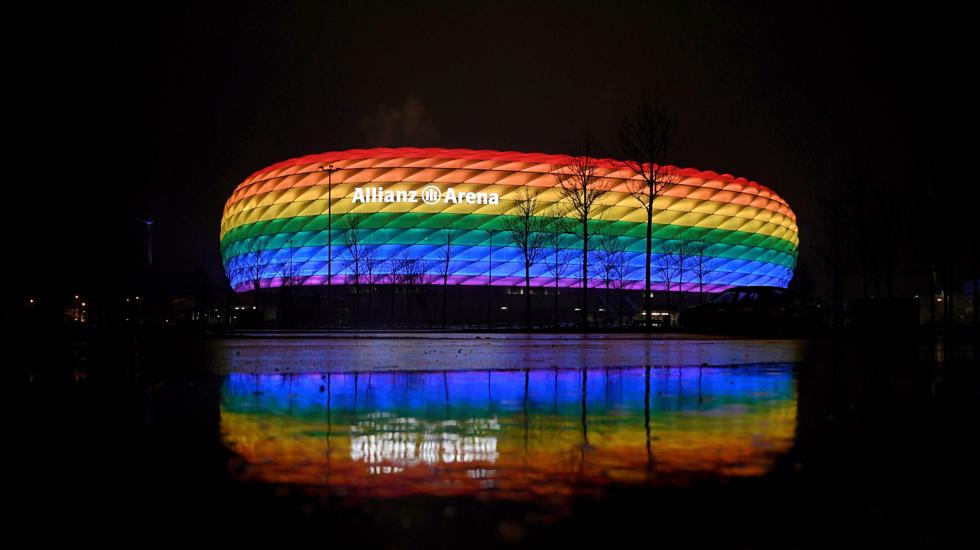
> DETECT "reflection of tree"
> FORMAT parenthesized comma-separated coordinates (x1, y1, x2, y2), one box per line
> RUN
(326, 373, 332, 474)
(504, 188, 548, 329)
(644, 366, 657, 476)
(523, 369, 530, 456)
(579, 369, 589, 476)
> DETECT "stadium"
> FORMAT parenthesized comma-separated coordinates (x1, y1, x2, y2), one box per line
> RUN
(219, 147, 798, 298)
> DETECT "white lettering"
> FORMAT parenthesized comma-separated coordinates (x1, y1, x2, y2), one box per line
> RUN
(349, 185, 499, 205)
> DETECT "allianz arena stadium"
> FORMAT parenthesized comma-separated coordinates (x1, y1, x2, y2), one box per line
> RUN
(219, 148, 798, 293)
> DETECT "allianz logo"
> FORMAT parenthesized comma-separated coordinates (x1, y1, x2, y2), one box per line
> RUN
(351, 185, 500, 205)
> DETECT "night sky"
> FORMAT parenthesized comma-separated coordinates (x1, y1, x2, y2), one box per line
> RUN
(9, 1, 973, 301)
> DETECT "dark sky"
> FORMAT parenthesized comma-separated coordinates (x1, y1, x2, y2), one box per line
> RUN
(9, 1, 972, 298)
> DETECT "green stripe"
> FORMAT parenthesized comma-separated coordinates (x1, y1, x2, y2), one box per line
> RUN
(220, 212, 799, 268)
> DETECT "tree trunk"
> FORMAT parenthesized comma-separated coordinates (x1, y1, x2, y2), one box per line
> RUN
(644, 204, 653, 330)
(973, 239, 979, 325)
(525, 265, 532, 330)
(407, 286, 414, 328)
(582, 223, 589, 330)
(487, 233, 493, 328)
(604, 285, 610, 327)
(353, 284, 360, 328)
(442, 277, 448, 329)
(253, 281, 262, 328)
(678, 263, 684, 311)
(389, 285, 395, 327)
(554, 276, 560, 327)
(618, 286, 624, 328)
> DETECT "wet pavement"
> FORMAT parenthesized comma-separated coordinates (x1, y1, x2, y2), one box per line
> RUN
(209, 332, 808, 372)
(13, 333, 979, 547)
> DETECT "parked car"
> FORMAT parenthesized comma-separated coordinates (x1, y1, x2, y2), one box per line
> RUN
(678, 286, 820, 333)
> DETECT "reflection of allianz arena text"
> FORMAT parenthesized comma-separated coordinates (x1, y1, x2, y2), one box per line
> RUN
(220, 148, 798, 292)
(220, 367, 797, 498)
(350, 414, 500, 469)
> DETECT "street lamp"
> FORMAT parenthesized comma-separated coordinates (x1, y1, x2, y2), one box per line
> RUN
(320, 164, 340, 327)
(138, 218, 154, 268)
(286, 238, 295, 284)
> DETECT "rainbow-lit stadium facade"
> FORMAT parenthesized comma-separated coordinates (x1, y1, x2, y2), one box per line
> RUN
(220, 148, 798, 292)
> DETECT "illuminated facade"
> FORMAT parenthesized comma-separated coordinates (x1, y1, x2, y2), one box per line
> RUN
(220, 148, 798, 292)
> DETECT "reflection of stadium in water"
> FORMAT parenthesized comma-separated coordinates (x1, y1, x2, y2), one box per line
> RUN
(221, 366, 797, 498)
(349, 414, 501, 471)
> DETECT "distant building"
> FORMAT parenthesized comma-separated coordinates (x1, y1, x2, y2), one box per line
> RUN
(219, 148, 798, 293)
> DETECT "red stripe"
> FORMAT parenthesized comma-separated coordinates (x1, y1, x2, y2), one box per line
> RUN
(242, 147, 780, 197)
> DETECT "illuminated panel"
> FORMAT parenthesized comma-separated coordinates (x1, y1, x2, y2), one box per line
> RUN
(219, 148, 799, 292)
(220, 366, 797, 498)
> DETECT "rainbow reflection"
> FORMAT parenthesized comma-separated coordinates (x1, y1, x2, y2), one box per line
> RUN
(220, 365, 796, 499)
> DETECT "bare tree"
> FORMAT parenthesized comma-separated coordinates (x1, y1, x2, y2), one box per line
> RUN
(342, 213, 368, 326)
(390, 253, 411, 326)
(675, 240, 690, 311)
(275, 239, 302, 327)
(591, 232, 628, 328)
(688, 240, 712, 304)
(233, 236, 268, 316)
(363, 245, 384, 322)
(391, 252, 433, 327)
(503, 188, 548, 329)
(655, 241, 681, 324)
(543, 203, 576, 327)
(384, 255, 400, 326)
(620, 95, 680, 329)
(554, 135, 614, 329)
(437, 226, 456, 329)
(242, 237, 266, 292)
(612, 244, 633, 327)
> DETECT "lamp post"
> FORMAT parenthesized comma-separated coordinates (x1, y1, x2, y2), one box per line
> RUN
(286, 238, 295, 327)
(320, 165, 340, 328)
(487, 228, 494, 328)
(138, 218, 154, 268)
